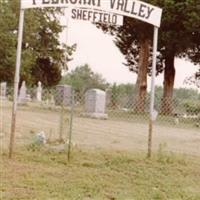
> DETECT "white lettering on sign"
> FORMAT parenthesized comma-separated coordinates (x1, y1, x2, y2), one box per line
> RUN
(21, 0, 162, 27)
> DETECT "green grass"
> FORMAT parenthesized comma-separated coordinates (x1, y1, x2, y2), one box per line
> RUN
(1, 147, 200, 200)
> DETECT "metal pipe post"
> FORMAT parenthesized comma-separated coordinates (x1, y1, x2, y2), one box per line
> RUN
(147, 26, 159, 158)
(9, 9, 25, 158)
(68, 90, 74, 162)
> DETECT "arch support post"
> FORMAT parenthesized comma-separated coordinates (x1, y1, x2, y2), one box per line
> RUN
(147, 26, 159, 158)
(9, 9, 25, 158)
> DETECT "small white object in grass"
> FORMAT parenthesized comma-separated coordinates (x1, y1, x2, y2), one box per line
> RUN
(174, 117, 179, 125)
(183, 114, 187, 119)
(66, 139, 76, 147)
(122, 108, 129, 112)
(152, 109, 158, 121)
(195, 122, 200, 128)
(34, 131, 47, 145)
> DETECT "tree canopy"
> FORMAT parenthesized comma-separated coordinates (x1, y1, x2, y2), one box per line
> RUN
(0, 0, 76, 87)
(96, 0, 200, 113)
(98, 0, 200, 74)
(60, 64, 109, 94)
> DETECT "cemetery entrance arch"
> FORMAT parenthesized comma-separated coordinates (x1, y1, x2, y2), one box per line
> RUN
(9, 0, 162, 158)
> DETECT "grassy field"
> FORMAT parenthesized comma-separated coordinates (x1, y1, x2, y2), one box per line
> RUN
(1, 147, 200, 200)
(1, 101, 200, 199)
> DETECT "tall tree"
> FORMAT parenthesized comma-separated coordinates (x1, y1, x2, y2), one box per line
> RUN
(97, 18, 159, 112)
(158, 0, 200, 114)
(0, 0, 76, 87)
(96, 4, 164, 113)
(97, 0, 200, 114)
(0, 0, 17, 83)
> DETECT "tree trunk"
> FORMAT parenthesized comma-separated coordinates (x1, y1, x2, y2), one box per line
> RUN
(161, 53, 175, 115)
(134, 38, 150, 113)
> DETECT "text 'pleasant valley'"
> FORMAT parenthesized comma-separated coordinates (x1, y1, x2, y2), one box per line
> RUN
(22, 0, 162, 27)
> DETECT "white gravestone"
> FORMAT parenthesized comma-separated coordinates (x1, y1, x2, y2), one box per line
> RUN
(55, 85, 72, 106)
(84, 89, 108, 119)
(0, 82, 7, 100)
(36, 81, 42, 102)
(18, 81, 27, 104)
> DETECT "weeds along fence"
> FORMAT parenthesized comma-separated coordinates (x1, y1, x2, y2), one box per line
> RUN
(0, 85, 200, 154)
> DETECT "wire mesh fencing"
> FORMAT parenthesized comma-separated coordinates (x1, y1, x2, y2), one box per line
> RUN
(0, 83, 200, 155)
(1, 86, 70, 149)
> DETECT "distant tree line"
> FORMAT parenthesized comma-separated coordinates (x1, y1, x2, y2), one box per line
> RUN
(60, 64, 109, 95)
(61, 64, 200, 114)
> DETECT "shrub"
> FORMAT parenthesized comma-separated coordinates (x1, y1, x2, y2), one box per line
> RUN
(183, 101, 200, 115)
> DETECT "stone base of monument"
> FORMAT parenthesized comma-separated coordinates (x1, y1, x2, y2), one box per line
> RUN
(18, 99, 27, 105)
(18, 98, 29, 105)
(81, 112, 108, 120)
(0, 96, 7, 100)
(0, 132, 5, 138)
(18, 95, 31, 105)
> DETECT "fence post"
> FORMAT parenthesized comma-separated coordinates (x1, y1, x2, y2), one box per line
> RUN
(59, 103, 64, 143)
(68, 89, 74, 161)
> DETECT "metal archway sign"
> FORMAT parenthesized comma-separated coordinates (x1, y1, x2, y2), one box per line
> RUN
(22, 0, 162, 27)
(9, 0, 162, 158)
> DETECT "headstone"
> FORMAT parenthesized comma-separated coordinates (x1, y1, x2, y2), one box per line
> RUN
(0, 82, 7, 100)
(83, 89, 108, 119)
(55, 85, 72, 106)
(50, 94, 55, 105)
(36, 81, 42, 102)
(18, 81, 27, 104)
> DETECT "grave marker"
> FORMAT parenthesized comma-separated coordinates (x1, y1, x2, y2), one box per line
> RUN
(18, 81, 27, 104)
(84, 88, 108, 119)
(55, 85, 72, 106)
(36, 81, 42, 102)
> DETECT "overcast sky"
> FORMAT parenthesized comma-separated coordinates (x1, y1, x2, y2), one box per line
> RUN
(60, 18, 199, 91)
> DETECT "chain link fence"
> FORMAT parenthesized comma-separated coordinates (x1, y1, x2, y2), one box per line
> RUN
(1, 84, 200, 155)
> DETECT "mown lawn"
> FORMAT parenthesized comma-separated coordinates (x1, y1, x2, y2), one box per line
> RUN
(1, 147, 200, 200)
